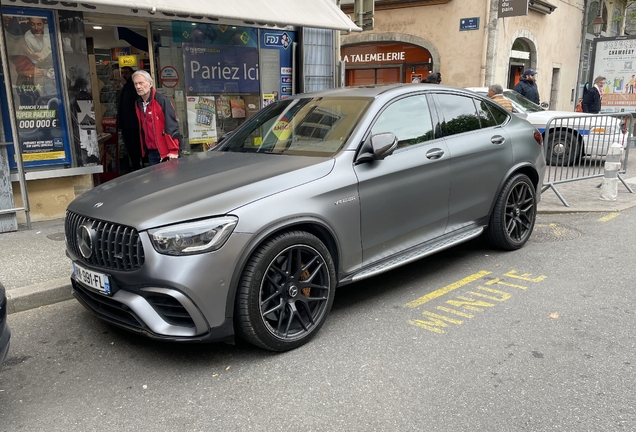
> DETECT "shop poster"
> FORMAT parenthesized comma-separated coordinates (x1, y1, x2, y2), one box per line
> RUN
(1, 7, 72, 168)
(186, 95, 217, 148)
(260, 31, 296, 98)
(592, 35, 636, 113)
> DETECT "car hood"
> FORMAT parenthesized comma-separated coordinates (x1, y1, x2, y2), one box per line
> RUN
(68, 151, 335, 230)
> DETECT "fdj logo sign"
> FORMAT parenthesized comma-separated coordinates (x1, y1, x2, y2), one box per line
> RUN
(264, 32, 291, 50)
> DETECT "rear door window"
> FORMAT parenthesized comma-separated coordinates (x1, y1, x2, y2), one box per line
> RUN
(435, 94, 481, 137)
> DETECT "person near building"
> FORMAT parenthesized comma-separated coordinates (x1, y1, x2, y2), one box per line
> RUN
(582, 75, 606, 114)
(132, 70, 181, 165)
(487, 84, 513, 112)
(117, 66, 143, 170)
(513, 69, 540, 104)
(423, 72, 442, 84)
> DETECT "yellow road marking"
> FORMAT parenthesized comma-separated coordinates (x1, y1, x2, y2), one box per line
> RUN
(405, 271, 491, 308)
(598, 213, 620, 222)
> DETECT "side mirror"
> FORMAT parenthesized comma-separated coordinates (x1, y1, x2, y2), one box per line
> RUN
(540, 102, 549, 109)
(371, 132, 398, 160)
(355, 132, 399, 164)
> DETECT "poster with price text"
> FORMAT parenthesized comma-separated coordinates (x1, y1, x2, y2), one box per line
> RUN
(1, 7, 71, 167)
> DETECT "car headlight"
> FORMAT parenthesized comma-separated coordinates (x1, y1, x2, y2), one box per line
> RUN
(148, 216, 238, 256)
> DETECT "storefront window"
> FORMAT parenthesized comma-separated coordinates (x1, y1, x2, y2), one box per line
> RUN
(151, 22, 296, 152)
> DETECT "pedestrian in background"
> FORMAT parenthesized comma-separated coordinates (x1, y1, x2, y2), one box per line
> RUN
(487, 84, 513, 111)
(582, 75, 606, 114)
(513, 69, 540, 104)
(117, 66, 143, 171)
(423, 72, 442, 84)
(132, 70, 181, 165)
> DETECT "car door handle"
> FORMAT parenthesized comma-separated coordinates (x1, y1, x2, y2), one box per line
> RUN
(491, 135, 506, 145)
(426, 148, 444, 159)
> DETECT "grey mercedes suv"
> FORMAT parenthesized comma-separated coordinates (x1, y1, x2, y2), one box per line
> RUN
(65, 84, 545, 351)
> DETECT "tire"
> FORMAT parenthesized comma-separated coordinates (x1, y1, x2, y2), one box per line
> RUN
(485, 174, 537, 251)
(235, 231, 336, 351)
(545, 130, 581, 166)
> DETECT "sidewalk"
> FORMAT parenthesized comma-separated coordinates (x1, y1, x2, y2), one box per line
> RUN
(2, 174, 636, 315)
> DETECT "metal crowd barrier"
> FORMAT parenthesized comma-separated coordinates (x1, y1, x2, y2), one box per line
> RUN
(541, 113, 635, 207)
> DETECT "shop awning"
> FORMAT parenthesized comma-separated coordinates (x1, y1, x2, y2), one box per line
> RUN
(1, 0, 362, 32)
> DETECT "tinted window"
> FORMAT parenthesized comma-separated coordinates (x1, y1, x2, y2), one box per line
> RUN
(371, 95, 434, 147)
(436, 94, 481, 137)
(484, 101, 509, 125)
(477, 100, 498, 128)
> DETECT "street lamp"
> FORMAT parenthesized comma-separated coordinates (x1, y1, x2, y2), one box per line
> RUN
(593, 11, 604, 37)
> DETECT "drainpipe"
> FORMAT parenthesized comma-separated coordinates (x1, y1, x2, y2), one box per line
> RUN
(481, 0, 499, 86)
(575, 0, 590, 101)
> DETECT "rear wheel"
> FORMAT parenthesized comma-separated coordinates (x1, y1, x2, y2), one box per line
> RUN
(545, 130, 582, 166)
(235, 231, 336, 351)
(485, 174, 536, 250)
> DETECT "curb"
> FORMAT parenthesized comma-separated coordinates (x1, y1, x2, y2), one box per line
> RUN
(6, 277, 73, 315)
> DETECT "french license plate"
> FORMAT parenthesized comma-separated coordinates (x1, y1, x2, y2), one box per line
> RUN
(73, 262, 111, 295)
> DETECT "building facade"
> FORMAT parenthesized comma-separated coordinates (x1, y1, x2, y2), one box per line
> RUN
(341, 0, 627, 111)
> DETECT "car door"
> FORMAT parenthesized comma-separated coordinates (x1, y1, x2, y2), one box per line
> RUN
(354, 93, 451, 265)
(433, 93, 513, 233)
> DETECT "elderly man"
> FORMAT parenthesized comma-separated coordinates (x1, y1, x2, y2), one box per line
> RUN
(132, 70, 181, 165)
(487, 84, 513, 111)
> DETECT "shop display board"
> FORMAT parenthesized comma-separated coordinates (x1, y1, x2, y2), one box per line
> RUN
(259, 30, 296, 99)
(1, 7, 72, 168)
(186, 95, 217, 148)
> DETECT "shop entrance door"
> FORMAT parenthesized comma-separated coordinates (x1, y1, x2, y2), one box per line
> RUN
(346, 67, 401, 86)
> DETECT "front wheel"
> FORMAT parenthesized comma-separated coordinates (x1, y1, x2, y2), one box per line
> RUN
(485, 174, 537, 250)
(235, 231, 336, 351)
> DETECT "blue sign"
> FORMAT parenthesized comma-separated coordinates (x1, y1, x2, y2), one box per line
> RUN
(1, 6, 72, 169)
(460, 17, 480, 31)
(183, 44, 260, 94)
(263, 32, 292, 50)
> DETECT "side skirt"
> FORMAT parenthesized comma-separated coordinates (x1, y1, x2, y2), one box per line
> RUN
(340, 226, 484, 285)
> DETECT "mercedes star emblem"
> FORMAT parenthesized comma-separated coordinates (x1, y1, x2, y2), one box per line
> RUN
(77, 222, 95, 259)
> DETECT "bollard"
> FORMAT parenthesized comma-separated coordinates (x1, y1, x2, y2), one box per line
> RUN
(600, 143, 624, 201)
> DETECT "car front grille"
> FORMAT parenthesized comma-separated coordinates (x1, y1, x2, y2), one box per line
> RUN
(66, 211, 145, 271)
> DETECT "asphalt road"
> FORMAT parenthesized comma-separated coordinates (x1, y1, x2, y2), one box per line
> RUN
(1, 210, 635, 431)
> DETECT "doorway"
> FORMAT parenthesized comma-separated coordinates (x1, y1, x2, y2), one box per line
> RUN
(83, 20, 153, 180)
(346, 67, 401, 86)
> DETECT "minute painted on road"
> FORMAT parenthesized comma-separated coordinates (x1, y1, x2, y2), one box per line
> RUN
(405, 270, 547, 334)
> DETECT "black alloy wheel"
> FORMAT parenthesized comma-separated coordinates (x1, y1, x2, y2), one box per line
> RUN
(235, 231, 336, 351)
(485, 174, 536, 250)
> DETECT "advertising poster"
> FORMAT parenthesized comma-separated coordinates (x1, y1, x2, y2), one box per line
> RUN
(183, 44, 260, 94)
(592, 36, 636, 113)
(1, 7, 71, 167)
(186, 95, 217, 148)
(260, 31, 296, 98)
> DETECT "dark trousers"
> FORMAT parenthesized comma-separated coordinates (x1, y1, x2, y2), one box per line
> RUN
(146, 149, 161, 166)
(122, 128, 142, 170)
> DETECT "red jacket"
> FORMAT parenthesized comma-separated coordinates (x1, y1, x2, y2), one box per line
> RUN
(135, 89, 180, 159)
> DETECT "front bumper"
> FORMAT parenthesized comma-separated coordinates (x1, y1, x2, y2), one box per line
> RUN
(68, 231, 252, 343)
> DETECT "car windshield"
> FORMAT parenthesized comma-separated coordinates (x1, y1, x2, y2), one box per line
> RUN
(217, 96, 373, 157)
(503, 90, 543, 113)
